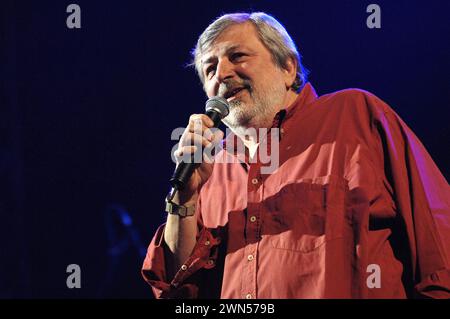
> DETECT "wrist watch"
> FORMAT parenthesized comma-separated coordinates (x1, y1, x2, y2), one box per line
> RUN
(165, 197, 196, 217)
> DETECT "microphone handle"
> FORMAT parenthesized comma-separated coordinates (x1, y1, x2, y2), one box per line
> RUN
(206, 109, 223, 127)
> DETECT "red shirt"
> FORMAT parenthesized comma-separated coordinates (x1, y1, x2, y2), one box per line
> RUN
(142, 83, 450, 298)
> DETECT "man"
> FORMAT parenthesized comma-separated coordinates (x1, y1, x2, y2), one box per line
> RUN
(142, 12, 450, 298)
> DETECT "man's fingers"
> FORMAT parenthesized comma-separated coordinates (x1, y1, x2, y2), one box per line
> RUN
(211, 129, 224, 144)
(188, 114, 214, 131)
(180, 132, 213, 149)
(174, 114, 223, 165)
(174, 145, 198, 162)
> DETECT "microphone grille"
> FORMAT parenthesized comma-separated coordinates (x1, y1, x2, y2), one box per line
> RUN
(205, 96, 229, 118)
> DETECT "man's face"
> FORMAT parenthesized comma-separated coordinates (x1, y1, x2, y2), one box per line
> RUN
(201, 22, 290, 130)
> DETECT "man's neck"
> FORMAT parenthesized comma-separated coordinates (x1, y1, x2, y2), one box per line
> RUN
(235, 89, 299, 159)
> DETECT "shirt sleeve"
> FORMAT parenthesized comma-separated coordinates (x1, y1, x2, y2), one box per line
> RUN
(141, 196, 222, 299)
(366, 93, 450, 298)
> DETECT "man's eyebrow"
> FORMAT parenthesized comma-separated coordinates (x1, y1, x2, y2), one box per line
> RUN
(202, 55, 217, 66)
(202, 44, 244, 66)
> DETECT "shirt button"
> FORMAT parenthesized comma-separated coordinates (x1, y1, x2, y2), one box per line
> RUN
(207, 259, 215, 266)
(431, 273, 439, 282)
(251, 178, 259, 185)
(204, 240, 210, 246)
(250, 216, 257, 222)
(246, 293, 252, 299)
(247, 254, 254, 261)
(180, 264, 187, 271)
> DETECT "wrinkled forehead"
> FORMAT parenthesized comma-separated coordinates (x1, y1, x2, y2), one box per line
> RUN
(200, 22, 260, 64)
(201, 43, 244, 66)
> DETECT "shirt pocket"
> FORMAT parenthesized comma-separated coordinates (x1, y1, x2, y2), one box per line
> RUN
(267, 175, 350, 253)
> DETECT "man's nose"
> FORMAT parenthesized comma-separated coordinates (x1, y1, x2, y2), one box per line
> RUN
(216, 58, 235, 83)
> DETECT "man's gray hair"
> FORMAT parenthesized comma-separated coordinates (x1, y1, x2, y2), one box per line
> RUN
(192, 12, 308, 92)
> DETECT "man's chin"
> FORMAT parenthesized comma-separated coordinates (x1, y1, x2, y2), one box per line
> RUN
(223, 112, 255, 130)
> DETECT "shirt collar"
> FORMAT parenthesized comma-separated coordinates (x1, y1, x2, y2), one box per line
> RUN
(280, 82, 318, 124)
(222, 82, 318, 153)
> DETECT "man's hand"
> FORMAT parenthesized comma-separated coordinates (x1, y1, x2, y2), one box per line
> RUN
(173, 114, 224, 205)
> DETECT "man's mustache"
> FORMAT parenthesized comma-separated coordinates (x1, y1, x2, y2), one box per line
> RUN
(218, 79, 252, 98)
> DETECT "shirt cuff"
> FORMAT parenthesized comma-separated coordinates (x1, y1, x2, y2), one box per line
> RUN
(141, 223, 221, 298)
(415, 268, 450, 298)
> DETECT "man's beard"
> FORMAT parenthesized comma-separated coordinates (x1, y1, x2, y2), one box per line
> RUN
(223, 82, 286, 131)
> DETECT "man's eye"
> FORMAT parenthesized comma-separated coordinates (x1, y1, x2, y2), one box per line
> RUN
(206, 66, 216, 77)
(230, 52, 246, 61)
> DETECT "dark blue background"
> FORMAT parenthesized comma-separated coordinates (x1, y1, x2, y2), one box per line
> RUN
(1, 0, 449, 298)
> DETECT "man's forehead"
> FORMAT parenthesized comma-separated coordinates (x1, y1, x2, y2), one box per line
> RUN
(201, 23, 259, 63)
(202, 44, 243, 63)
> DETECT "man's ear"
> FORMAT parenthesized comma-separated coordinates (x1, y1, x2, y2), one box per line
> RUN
(283, 57, 297, 89)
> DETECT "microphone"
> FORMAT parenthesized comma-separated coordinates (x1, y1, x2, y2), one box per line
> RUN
(167, 96, 229, 202)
